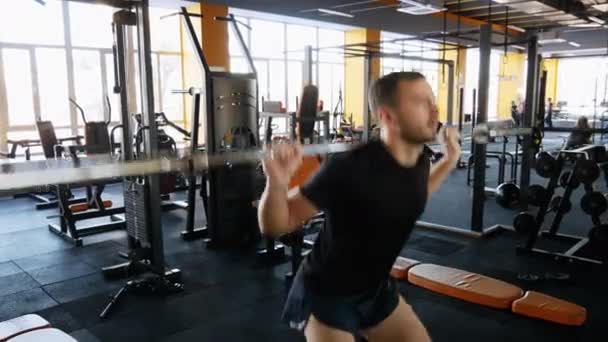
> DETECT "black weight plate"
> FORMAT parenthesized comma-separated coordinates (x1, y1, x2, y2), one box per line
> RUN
(580, 192, 608, 216)
(513, 212, 536, 234)
(575, 159, 600, 184)
(528, 184, 547, 206)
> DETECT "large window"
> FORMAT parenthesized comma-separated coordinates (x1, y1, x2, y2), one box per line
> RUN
(0, 1, 185, 152)
(557, 57, 608, 117)
(464, 49, 501, 121)
(229, 13, 345, 115)
(380, 33, 440, 98)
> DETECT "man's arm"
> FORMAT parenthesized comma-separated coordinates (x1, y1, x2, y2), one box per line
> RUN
(428, 127, 460, 196)
(258, 185, 319, 237)
(258, 145, 344, 237)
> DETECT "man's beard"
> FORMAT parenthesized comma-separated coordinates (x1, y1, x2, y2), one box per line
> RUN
(397, 118, 435, 144)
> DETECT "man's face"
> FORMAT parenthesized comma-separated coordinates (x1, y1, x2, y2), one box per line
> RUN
(381, 78, 439, 144)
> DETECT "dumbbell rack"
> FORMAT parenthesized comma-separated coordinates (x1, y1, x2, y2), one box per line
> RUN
(516, 148, 608, 267)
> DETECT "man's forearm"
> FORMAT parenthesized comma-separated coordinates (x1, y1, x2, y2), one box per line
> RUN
(428, 158, 457, 196)
(258, 181, 290, 236)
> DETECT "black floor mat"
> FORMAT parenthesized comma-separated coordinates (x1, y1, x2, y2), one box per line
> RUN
(408, 235, 466, 256)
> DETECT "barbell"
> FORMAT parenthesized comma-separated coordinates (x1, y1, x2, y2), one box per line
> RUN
(0, 143, 353, 194)
(0, 123, 534, 193)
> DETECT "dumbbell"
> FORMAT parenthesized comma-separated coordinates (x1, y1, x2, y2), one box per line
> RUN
(549, 196, 571, 214)
(535, 152, 557, 178)
(580, 192, 608, 216)
(575, 159, 600, 184)
(527, 184, 547, 206)
(513, 212, 536, 234)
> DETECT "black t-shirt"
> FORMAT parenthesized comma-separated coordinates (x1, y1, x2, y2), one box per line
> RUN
(300, 140, 430, 296)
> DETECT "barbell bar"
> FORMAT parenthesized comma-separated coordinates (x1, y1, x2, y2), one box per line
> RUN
(0, 124, 534, 193)
(0, 143, 355, 193)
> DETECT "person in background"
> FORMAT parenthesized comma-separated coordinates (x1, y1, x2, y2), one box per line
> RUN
(511, 100, 520, 126)
(565, 116, 592, 150)
(545, 98, 554, 128)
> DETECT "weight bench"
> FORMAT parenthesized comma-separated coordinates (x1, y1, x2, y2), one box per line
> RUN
(391, 260, 587, 326)
(0, 314, 77, 341)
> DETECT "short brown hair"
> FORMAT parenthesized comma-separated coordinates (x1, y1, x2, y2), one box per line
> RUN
(368, 72, 425, 113)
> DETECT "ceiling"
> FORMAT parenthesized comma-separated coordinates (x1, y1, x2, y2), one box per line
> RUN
(182, 0, 608, 54)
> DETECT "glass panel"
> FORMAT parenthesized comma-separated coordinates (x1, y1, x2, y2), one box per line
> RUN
(105, 53, 121, 123)
(488, 52, 501, 120)
(0, 0, 64, 45)
(229, 16, 248, 56)
(286, 24, 316, 61)
(73, 49, 104, 124)
(268, 60, 285, 104)
(557, 57, 608, 118)
(159, 54, 183, 122)
(254, 60, 269, 106)
(150, 8, 181, 52)
(250, 19, 284, 59)
(318, 27, 344, 63)
(318, 63, 332, 112)
(37, 48, 70, 125)
(131, 53, 160, 114)
(69, 2, 114, 48)
(464, 48, 480, 118)
(332, 63, 345, 113)
(3, 49, 36, 126)
(287, 61, 303, 112)
(231, 57, 249, 73)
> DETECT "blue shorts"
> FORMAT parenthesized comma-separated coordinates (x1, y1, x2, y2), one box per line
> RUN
(282, 268, 400, 335)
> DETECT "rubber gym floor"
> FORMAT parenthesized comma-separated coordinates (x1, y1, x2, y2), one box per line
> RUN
(0, 134, 607, 341)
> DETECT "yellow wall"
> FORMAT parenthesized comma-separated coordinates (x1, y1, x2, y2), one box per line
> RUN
(437, 47, 466, 123)
(344, 28, 380, 127)
(180, 2, 229, 138)
(201, 3, 230, 70)
(542, 59, 559, 103)
(497, 52, 526, 119)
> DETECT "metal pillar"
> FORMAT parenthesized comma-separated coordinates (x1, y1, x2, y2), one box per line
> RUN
(446, 62, 455, 125)
(362, 54, 371, 142)
(303, 45, 313, 86)
(135, 0, 164, 273)
(471, 24, 491, 232)
(519, 33, 539, 210)
(112, 11, 133, 162)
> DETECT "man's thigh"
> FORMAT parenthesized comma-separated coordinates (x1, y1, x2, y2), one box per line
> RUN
(360, 296, 431, 342)
(304, 314, 355, 342)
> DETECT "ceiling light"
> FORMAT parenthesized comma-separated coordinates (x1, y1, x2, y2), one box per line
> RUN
(539, 38, 566, 44)
(397, 0, 446, 15)
(316, 8, 354, 18)
(569, 23, 602, 28)
(507, 25, 526, 33)
(589, 16, 606, 24)
(593, 4, 608, 12)
(512, 45, 526, 50)
(568, 41, 581, 47)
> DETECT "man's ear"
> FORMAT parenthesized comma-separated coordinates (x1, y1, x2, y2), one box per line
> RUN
(377, 106, 394, 127)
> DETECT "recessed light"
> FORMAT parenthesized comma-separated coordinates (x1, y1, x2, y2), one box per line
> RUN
(316, 8, 354, 18)
(589, 16, 605, 24)
(508, 25, 526, 33)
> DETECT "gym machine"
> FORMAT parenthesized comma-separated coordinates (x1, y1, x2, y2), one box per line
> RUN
(181, 7, 261, 247)
(100, 3, 182, 319)
(37, 110, 126, 246)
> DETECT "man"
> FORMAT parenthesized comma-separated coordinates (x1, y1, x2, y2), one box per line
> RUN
(545, 97, 554, 128)
(258, 72, 460, 342)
